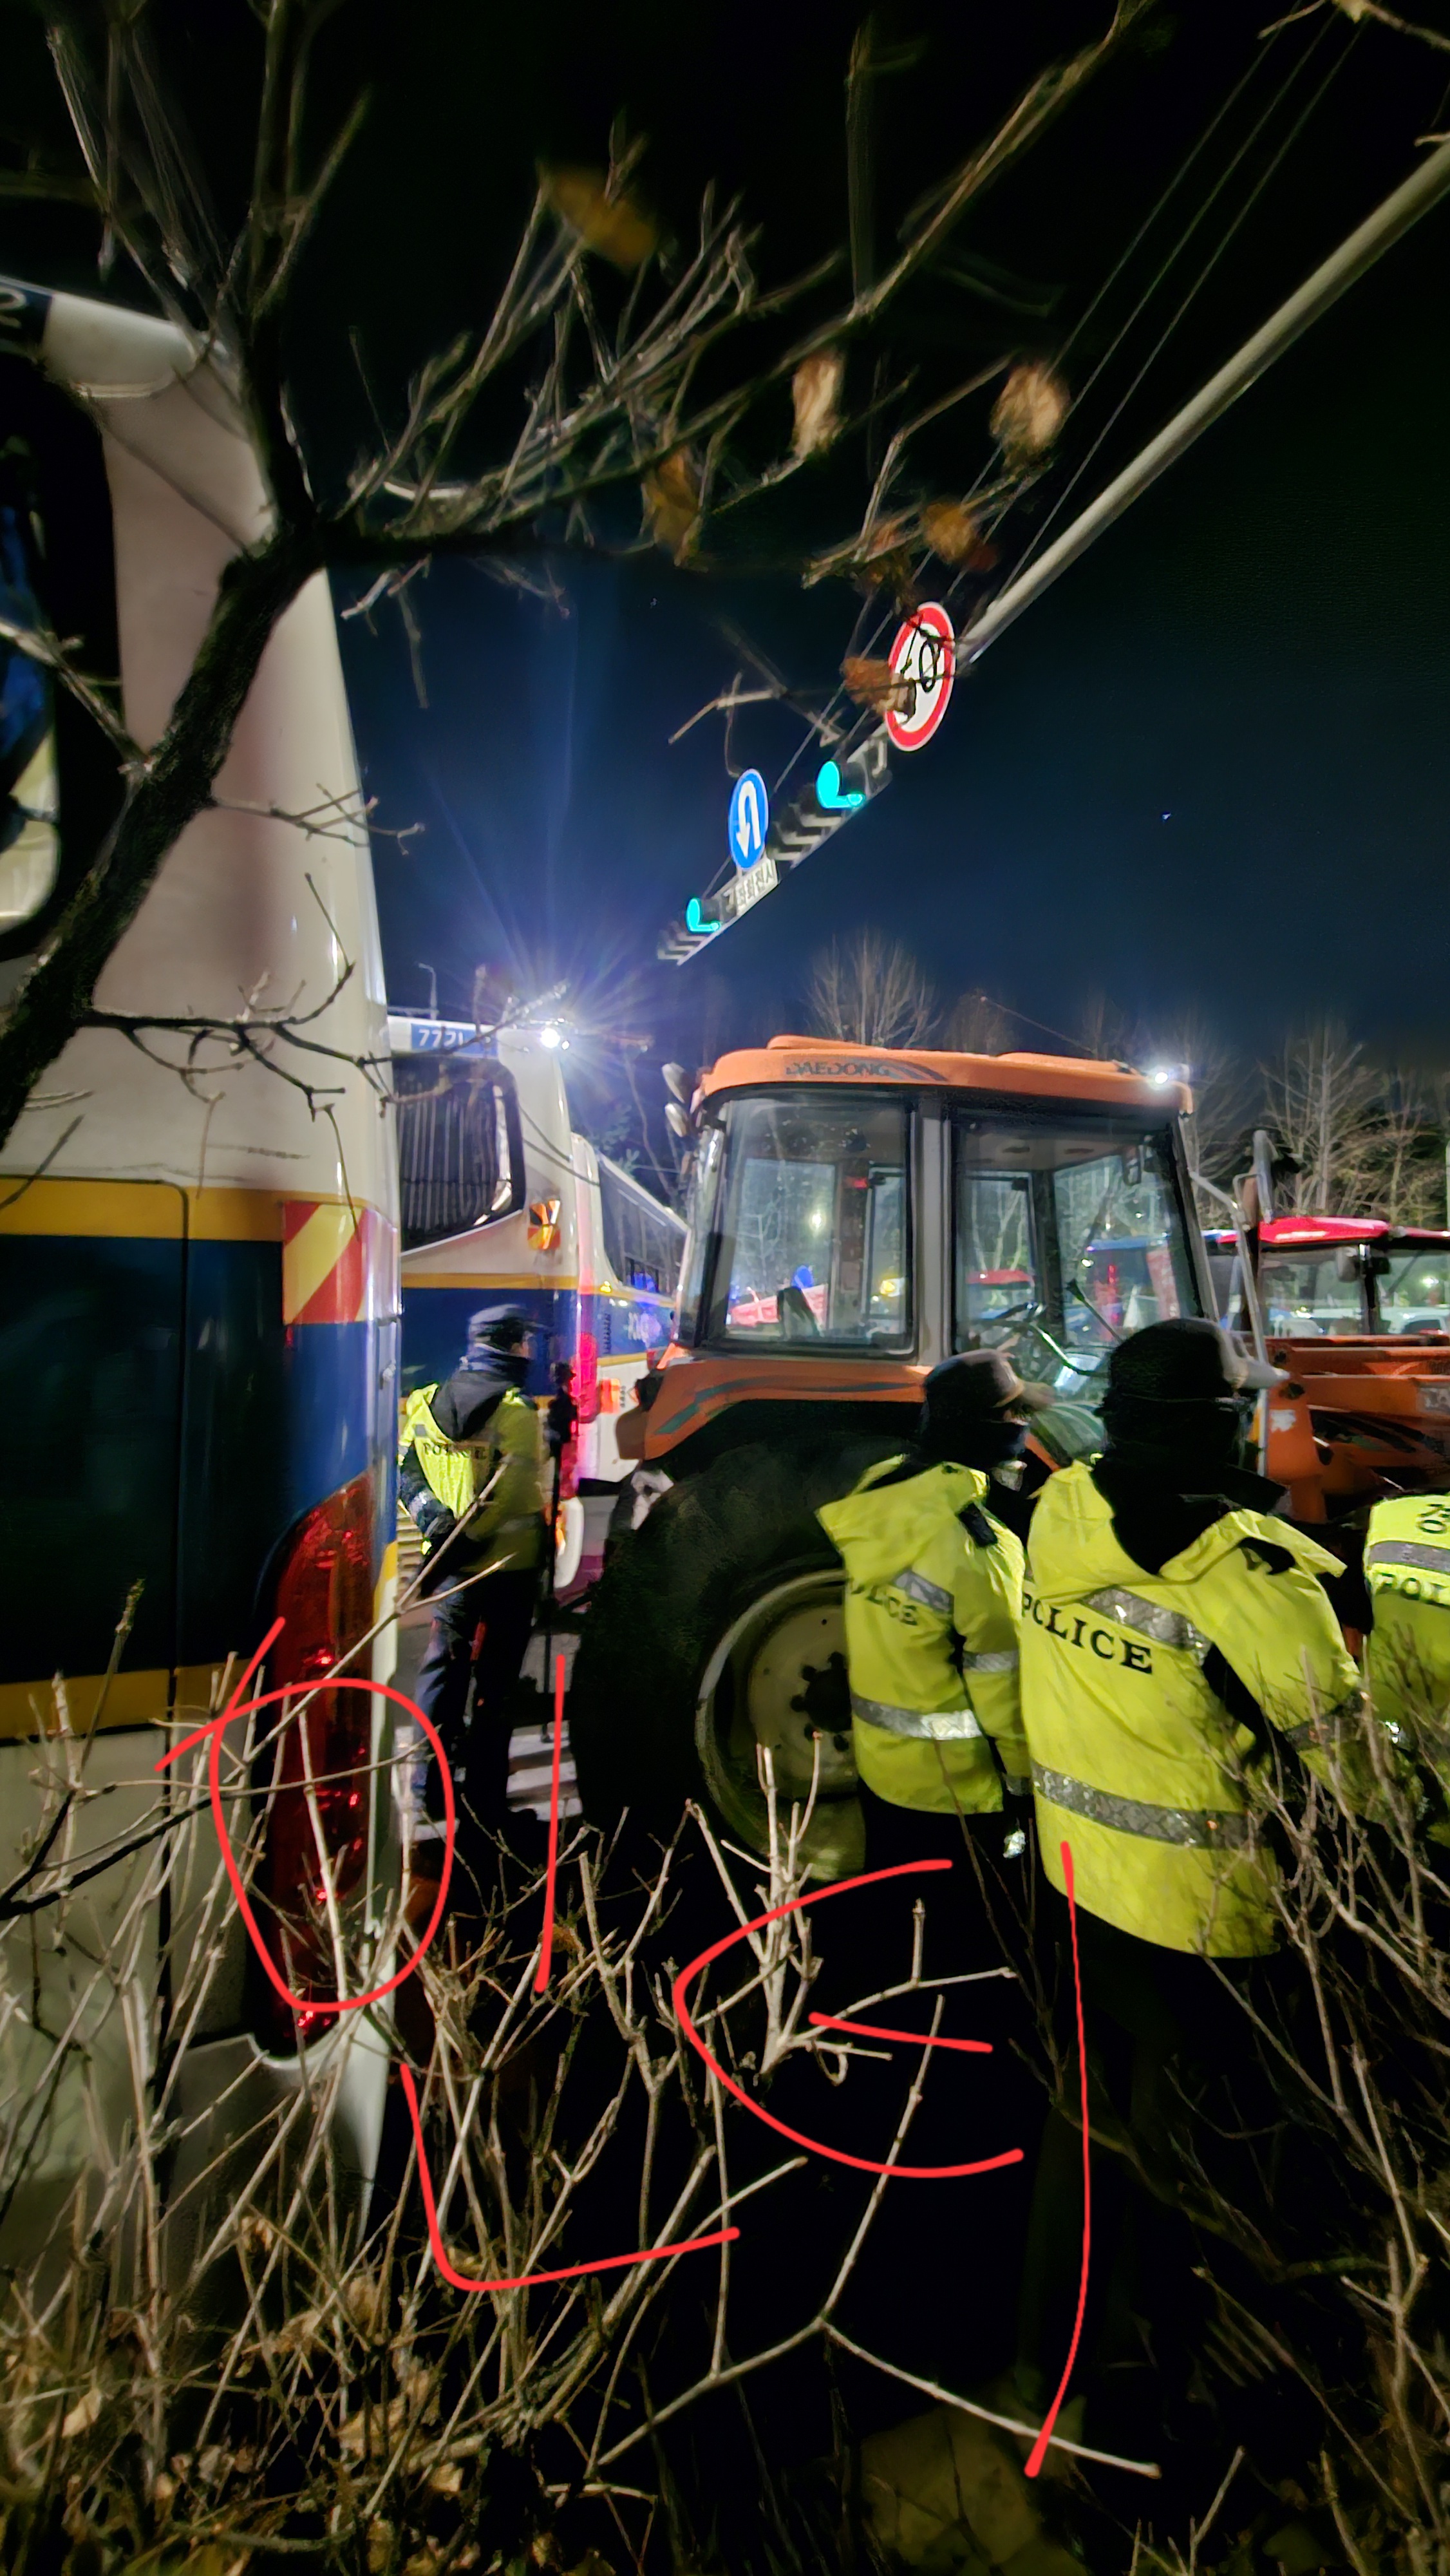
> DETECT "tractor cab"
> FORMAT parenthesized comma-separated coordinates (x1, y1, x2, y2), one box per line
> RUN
(579, 1039, 1208, 1873)
(640, 1037, 1208, 1473)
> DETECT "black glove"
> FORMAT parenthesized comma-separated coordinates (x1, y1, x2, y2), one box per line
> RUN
(415, 1497, 457, 1548)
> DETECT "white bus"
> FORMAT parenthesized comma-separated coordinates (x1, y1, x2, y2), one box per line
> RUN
(388, 1014, 685, 1591)
(0, 278, 400, 2264)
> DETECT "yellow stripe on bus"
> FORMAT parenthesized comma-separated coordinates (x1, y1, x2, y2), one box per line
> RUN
(0, 1179, 385, 1242)
(0, 1663, 230, 1743)
(400, 1269, 581, 1291)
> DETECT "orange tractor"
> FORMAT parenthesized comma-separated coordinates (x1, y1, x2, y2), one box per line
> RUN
(569, 1035, 1210, 1871)
(1206, 1211, 1450, 1524)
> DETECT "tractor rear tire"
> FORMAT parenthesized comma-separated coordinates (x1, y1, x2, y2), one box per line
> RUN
(570, 1438, 893, 1851)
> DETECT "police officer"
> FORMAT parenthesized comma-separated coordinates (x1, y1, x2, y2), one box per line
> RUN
(817, 1350, 1051, 1877)
(1364, 1489, 1450, 1836)
(813, 1352, 1050, 2385)
(399, 1307, 547, 1841)
(1014, 1316, 1376, 2445)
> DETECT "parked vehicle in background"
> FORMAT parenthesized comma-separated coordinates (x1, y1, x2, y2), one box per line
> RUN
(0, 278, 400, 2265)
(1206, 1213, 1450, 1520)
(387, 1012, 685, 1591)
(571, 1034, 1210, 1874)
(1207, 1215, 1450, 1337)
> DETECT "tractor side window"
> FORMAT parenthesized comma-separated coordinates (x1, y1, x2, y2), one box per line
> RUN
(956, 1173, 1036, 1346)
(677, 1122, 723, 1342)
(393, 1054, 523, 1251)
(705, 1093, 912, 1349)
(954, 1114, 1198, 1388)
(1055, 1150, 1191, 1342)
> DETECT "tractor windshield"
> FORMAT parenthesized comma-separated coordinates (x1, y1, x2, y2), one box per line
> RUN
(1257, 1251, 1363, 1336)
(703, 1092, 912, 1348)
(954, 1109, 1200, 1391)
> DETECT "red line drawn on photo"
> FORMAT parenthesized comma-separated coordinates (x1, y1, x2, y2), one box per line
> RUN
(163, 1625, 1092, 2461)
(672, 1860, 1024, 2179)
(154, 1614, 455, 2016)
(534, 1649, 567, 1993)
(1024, 1839, 1089, 2479)
(398, 2061, 739, 2294)
(807, 2012, 992, 2055)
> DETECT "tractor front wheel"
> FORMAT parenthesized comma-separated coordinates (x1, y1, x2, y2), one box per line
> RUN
(570, 1440, 895, 1877)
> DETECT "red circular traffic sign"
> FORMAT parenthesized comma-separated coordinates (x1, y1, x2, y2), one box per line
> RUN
(885, 600, 956, 752)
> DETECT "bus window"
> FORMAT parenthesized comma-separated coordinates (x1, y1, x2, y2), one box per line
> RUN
(0, 447, 58, 928)
(599, 1155, 684, 1294)
(394, 1055, 523, 1251)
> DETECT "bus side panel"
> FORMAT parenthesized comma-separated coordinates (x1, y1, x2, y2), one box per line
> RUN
(578, 1285, 674, 1486)
(176, 1235, 396, 1671)
(0, 1200, 183, 1726)
(0, 1194, 184, 2264)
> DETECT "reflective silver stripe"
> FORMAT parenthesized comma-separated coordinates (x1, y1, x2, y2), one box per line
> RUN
(1082, 1587, 1211, 1662)
(1031, 1760, 1251, 1850)
(852, 1691, 984, 1743)
(1281, 1689, 1364, 1750)
(890, 1566, 954, 1616)
(1365, 1539, 1450, 1577)
(961, 1647, 1020, 1673)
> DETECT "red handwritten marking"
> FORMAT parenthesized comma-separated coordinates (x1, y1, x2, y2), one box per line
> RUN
(672, 1862, 1023, 2180)
(399, 2061, 737, 2291)
(534, 1651, 566, 1994)
(1025, 1839, 1089, 2479)
(155, 1619, 453, 2017)
(807, 2012, 991, 2056)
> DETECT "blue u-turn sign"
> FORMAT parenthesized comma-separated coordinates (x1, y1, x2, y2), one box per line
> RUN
(728, 768, 769, 871)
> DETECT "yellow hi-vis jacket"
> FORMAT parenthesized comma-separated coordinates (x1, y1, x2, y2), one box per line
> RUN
(817, 1458, 1028, 1815)
(399, 1383, 545, 1575)
(1364, 1493, 1450, 1833)
(1021, 1461, 1371, 1957)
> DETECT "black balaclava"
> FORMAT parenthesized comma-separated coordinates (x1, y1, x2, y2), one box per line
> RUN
(1094, 1317, 1278, 1572)
(877, 1348, 1042, 1486)
(919, 1412, 1030, 1473)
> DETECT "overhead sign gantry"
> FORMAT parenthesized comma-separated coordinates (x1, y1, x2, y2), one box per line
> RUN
(659, 131, 1450, 966)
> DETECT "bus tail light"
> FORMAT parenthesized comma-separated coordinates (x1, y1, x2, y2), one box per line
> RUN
(255, 1471, 374, 2047)
(576, 1329, 599, 1423)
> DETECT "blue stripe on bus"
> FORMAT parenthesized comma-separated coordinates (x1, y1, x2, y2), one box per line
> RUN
(400, 1281, 675, 1394)
(400, 1282, 581, 1398)
(0, 1231, 396, 1685)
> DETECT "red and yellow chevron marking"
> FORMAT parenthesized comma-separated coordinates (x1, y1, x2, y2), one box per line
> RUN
(283, 1198, 395, 1324)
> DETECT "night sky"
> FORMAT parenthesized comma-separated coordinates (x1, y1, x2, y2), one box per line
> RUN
(7, 0, 1450, 1083)
(332, 1, 1450, 1083)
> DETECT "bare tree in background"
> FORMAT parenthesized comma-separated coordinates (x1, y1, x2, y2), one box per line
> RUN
(804, 927, 936, 1049)
(1254, 1018, 1450, 1218)
(943, 988, 1015, 1054)
(1261, 1020, 1380, 1212)
(1074, 989, 1136, 1065)
(0, 0, 1151, 1153)
(1139, 1007, 1254, 1220)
